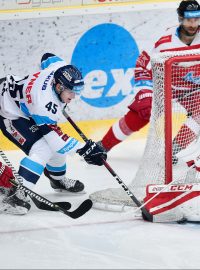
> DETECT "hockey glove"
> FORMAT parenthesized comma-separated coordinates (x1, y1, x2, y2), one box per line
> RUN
(0, 162, 14, 188)
(76, 139, 107, 166)
(128, 89, 153, 120)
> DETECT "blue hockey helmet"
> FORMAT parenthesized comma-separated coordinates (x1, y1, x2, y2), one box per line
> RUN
(54, 65, 84, 95)
(177, 0, 200, 18)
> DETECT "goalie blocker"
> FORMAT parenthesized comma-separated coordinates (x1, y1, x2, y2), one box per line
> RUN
(144, 183, 200, 223)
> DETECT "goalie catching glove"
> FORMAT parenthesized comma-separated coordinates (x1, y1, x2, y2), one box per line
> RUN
(77, 139, 107, 166)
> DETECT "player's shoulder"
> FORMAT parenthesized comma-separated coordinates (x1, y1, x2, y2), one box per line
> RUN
(41, 53, 66, 70)
(154, 26, 177, 49)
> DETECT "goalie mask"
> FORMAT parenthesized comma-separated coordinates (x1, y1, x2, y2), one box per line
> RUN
(53, 65, 84, 96)
(177, 0, 200, 18)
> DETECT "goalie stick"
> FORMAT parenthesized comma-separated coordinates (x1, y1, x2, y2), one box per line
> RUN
(0, 149, 93, 218)
(62, 106, 153, 222)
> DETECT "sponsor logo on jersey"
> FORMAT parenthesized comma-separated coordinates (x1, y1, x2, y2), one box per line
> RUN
(183, 71, 200, 84)
(25, 72, 40, 104)
(42, 71, 54, 90)
(71, 23, 139, 108)
(29, 125, 39, 133)
(136, 51, 150, 69)
(58, 138, 79, 154)
(138, 92, 152, 100)
(5, 120, 26, 145)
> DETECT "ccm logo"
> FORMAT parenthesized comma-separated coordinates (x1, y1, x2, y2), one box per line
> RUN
(170, 184, 193, 191)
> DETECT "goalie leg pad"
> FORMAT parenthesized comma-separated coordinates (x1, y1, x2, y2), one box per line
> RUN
(143, 184, 200, 223)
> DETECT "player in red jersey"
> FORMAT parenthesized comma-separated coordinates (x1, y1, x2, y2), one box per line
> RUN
(98, 0, 200, 162)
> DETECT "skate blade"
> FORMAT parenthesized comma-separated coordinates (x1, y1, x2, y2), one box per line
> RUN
(53, 189, 86, 195)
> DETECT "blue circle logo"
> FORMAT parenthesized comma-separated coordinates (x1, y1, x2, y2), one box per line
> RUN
(71, 23, 139, 108)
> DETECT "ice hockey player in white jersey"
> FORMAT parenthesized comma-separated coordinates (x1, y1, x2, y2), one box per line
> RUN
(0, 53, 107, 215)
(90, 0, 200, 222)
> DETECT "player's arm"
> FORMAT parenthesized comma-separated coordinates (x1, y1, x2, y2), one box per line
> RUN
(129, 50, 153, 120)
(31, 113, 107, 166)
(31, 112, 83, 154)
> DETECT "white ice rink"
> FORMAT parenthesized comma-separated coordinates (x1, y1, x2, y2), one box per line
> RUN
(1, 139, 200, 269)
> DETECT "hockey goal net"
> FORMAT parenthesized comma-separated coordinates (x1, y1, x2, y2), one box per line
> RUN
(89, 47, 200, 211)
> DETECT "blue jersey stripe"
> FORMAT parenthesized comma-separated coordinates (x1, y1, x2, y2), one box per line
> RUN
(18, 166, 40, 184)
(20, 157, 44, 176)
(135, 80, 153, 88)
(46, 163, 67, 173)
(41, 56, 64, 70)
(31, 114, 56, 125)
(20, 102, 31, 117)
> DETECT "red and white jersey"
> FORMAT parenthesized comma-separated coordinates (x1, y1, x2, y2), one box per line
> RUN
(134, 26, 200, 95)
(153, 25, 200, 53)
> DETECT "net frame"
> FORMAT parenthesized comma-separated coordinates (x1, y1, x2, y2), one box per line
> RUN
(165, 53, 200, 184)
(89, 48, 200, 210)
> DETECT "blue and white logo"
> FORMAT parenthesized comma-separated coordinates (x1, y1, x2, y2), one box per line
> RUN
(183, 71, 200, 84)
(71, 23, 139, 108)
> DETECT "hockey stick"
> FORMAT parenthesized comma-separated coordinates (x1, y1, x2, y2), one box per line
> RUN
(0, 149, 92, 218)
(62, 106, 153, 222)
(0, 77, 5, 84)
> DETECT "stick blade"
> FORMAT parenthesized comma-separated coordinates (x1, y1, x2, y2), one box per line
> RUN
(67, 199, 93, 219)
(30, 196, 71, 211)
(56, 202, 71, 210)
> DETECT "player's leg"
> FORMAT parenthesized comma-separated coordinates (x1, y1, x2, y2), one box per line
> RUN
(0, 116, 46, 214)
(99, 89, 152, 151)
(0, 116, 85, 194)
(44, 153, 85, 194)
(100, 110, 149, 151)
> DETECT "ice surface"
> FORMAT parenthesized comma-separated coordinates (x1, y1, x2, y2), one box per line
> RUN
(1, 140, 200, 269)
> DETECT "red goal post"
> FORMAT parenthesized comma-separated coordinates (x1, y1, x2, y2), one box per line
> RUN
(164, 53, 200, 184)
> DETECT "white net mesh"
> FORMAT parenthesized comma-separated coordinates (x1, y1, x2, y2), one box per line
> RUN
(90, 49, 200, 210)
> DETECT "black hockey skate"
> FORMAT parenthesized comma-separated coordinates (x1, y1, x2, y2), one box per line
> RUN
(44, 168, 85, 194)
(0, 186, 31, 215)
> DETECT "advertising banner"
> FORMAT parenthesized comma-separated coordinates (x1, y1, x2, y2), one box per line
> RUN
(83, 0, 134, 4)
(0, 0, 82, 10)
(0, 0, 179, 10)
(0, 5, 177, 121)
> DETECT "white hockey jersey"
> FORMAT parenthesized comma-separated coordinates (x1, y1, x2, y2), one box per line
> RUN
(134, 26, 200, 94)
(153, 25, 200, 53)
(0, 54, 83, 154)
